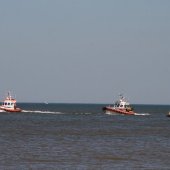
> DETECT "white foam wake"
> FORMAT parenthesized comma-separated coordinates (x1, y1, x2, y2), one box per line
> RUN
(22, 110, 63, 114)
(134, 113, 150, 116)
(105, 112, 150, 116)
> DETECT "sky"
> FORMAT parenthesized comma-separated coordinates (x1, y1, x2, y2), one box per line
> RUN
(0, 0, 170, 104)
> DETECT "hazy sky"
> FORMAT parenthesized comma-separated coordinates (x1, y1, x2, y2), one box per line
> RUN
(0, 0, 170, 104)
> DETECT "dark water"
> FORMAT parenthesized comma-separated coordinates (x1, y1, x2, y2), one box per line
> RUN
(0, 103, 170, 170)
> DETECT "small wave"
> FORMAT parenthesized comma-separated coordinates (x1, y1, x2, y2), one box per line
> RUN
(22, 110, 63, 114)
(134, 113, 150, 116)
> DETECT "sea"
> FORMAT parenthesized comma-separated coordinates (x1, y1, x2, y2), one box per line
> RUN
(0, 103, 170, 170)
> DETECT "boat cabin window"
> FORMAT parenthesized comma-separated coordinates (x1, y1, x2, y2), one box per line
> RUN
(3, 102, 14, 106)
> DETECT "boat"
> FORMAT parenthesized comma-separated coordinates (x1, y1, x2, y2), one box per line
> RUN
(103, 95, 135, 115)
(167, 112, 170, 117)
(0, 92, 22, 112)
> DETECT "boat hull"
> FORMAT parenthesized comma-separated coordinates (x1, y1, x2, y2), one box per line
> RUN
(0, 107, 22, 112)
(103, 106, 135, 115)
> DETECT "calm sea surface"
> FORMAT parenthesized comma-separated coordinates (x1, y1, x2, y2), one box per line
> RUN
(0, 103, 170, 170)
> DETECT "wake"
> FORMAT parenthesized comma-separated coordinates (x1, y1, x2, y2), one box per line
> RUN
(22, 110, 93, 115)
(22, 110, 63, 114)
(105, 112, 150, 116)
(134, 113, 150, 116)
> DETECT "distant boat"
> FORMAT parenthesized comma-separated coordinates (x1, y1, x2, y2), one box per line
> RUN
(0, 92, 22, 112)
(103, 95, 136, 115)
(167, 112, 170, 117)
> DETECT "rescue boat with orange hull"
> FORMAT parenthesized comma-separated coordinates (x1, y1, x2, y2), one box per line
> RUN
(0, 92, 22, 112)
(103, 95, 135, 115)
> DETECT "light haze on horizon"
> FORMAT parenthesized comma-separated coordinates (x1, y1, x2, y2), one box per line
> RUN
(0, 0, 170, 104)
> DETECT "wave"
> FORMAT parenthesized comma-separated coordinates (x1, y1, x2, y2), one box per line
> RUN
(74, 112, 93, 115)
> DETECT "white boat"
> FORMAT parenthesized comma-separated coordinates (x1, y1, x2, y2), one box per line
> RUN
(0, 92, 22, 112)
(103, 95, 135, 115)
(167, 112, 170, 117)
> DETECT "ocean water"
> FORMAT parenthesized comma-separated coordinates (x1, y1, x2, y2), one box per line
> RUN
(0, 103, 170, 170)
